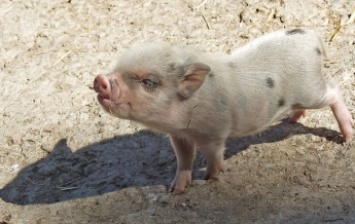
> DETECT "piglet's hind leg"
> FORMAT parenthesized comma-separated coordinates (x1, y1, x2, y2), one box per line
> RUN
(290, 83, 353, 141)
(325, 84, 354, 141)
(199, 140, 226, 181)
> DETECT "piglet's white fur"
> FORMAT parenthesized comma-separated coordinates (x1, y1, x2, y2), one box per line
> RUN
(94, 28, 354, 194)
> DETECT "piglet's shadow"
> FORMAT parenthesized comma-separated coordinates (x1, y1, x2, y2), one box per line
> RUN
(0, 121, 343, 205)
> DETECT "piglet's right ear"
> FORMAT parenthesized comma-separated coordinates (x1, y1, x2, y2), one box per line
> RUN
(177, 63, 211, 99)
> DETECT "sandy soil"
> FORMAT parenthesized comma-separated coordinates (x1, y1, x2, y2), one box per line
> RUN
(1, 0, 354, 223)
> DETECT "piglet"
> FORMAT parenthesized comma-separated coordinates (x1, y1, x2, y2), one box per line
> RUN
(94, 28, 354, 194)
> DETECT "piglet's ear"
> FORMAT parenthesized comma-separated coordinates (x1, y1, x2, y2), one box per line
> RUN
(178, 63, 211, 99)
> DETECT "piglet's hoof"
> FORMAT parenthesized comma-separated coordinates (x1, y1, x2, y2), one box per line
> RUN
(169, 170, 192, 195)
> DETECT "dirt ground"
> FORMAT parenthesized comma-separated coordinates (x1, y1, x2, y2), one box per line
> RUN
(0, 0, 355, 223)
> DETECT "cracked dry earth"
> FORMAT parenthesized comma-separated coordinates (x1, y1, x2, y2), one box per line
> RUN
(1, 0, 355, 223)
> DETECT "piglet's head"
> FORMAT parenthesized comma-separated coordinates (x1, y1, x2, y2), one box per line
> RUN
(94, 43, 211, 129)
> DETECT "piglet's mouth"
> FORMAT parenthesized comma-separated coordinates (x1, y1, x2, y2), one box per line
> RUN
(97, 95, 116, 107)
(97, 94, 124, 109)
(96, 95, 114, 112)
(97, 94, 110, 101)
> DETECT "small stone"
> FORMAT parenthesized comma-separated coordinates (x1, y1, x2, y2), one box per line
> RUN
(41, 142, 52, 151)
(156, 194, 170, 204)
(193, 180, 206, 186)
(146, 193, 170, 205)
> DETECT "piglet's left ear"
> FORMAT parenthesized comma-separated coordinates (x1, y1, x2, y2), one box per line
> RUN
(177, 63, 211, 99)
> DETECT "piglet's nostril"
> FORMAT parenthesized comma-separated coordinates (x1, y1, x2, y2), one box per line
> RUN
(101, 82, 108, 90)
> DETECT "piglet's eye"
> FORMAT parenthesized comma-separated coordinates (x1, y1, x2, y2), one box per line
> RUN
(141, 79, 157, 90)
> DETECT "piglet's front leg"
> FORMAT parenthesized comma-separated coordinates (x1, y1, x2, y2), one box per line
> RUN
(170, 135, 196, 194)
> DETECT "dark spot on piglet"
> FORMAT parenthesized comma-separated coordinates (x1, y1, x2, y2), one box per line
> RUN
(315, 47, 321, 55)
(167, 63, 176, 73)
(215, 96, 227, 112)
(278, 98, 285, 107)
(208, 72, 215, 78)
(266, 77, 274, 88)
(286, 28, 305, 35)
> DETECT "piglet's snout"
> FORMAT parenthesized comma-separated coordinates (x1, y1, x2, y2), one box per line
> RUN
(94, 74, 118, 99)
